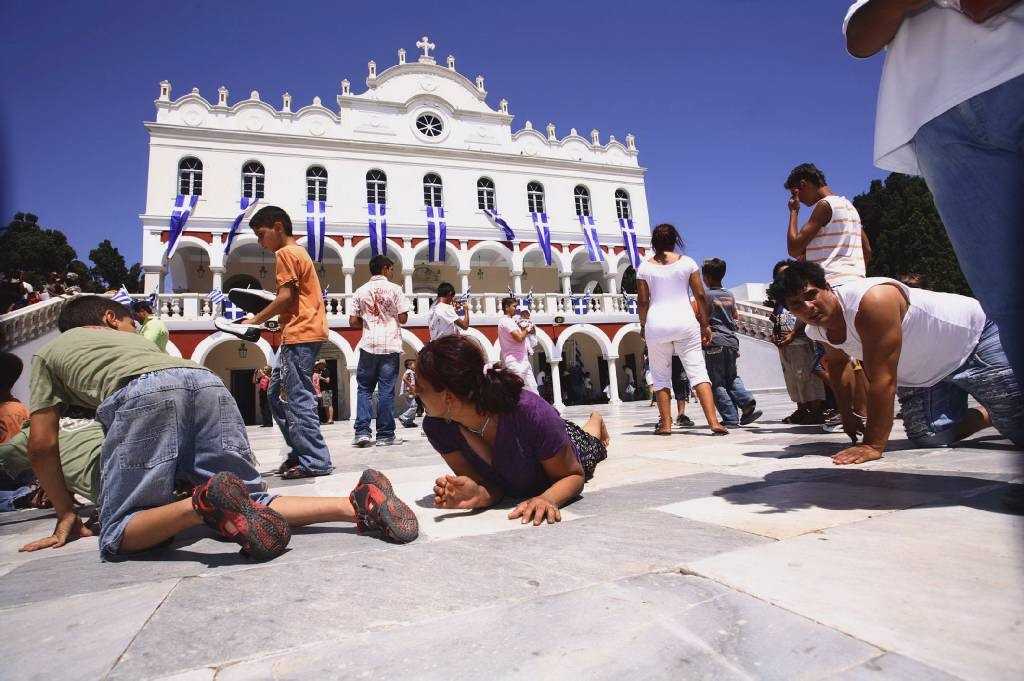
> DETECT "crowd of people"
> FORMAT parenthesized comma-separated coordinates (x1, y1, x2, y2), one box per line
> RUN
(0, 271, 83, 314)
(1, 0, 1021, 561)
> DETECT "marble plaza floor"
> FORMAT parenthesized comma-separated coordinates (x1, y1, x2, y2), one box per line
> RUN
(1, 393, 1021, 681)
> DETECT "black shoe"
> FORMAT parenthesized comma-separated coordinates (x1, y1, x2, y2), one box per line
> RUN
(228, 288, 276, 315)
(675, 414, 695, 428)
(740, 405, 763, 426)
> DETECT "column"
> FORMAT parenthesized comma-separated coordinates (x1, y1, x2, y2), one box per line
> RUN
(561, 274, 571, 295)
(343, 268, 354, 294)
(549, 360, 565, 410)
(604, 274, 618, 295)
(347, 368, 359, 421)
(403, 269, 414, 295)
(459, 270, 470, 294)
(512, 271, 523, 294)
(210, 266, 224, 292)
(605, 357, 621, 405)
(143, 266, 163, 294)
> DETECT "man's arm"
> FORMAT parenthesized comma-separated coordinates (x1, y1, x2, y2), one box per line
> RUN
(788, 198, 832, 258)
(248, 284, 295, 326)
(838, 286, 904, 462)
(824, 344, 856, 417)
(845, 0, 929, 58)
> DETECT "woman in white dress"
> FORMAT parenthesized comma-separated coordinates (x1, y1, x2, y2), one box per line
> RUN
(637, 224, 728, 436)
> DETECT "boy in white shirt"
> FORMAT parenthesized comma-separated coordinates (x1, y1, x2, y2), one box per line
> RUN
(427, 282, 470, 341)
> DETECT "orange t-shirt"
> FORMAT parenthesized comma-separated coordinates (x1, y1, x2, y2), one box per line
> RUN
(275, 244, 328, 345)
(0, 399, 29, 443)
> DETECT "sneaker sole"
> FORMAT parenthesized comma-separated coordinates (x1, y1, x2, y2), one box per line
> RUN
(203, 473, 291, 560)
(350, 482, 418, 544)
(358, 468, 394, 495)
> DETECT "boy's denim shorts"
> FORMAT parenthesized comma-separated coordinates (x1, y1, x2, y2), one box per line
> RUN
(96, 367, 273, 558)
(897, 321, 1023, 448)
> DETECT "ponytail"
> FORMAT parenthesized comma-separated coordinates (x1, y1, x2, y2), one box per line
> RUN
(418, 335, 523, 414)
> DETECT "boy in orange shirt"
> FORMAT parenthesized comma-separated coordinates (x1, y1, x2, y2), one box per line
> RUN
(245, 206, 334, 478)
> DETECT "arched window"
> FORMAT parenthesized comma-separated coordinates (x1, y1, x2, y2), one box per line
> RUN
(574, 185, 591, 217)
(366, 169, 387, 205)
(306, 165, 327, 202)
(527, 181, 545, 214)
(477, 177, 496, 211)
(241, 161, 265, 199)
(423, 173, 443, 207)
(615, 188, 632, 220)
(178, 157, 202, 196)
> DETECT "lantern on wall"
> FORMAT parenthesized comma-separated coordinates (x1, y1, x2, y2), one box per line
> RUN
(238, 343, 248, 359)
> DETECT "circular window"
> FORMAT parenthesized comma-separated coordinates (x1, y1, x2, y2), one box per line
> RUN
(416, 113, 443, 137)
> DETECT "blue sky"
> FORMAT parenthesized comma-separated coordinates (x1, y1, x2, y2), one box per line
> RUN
(0, 0, 885, 285)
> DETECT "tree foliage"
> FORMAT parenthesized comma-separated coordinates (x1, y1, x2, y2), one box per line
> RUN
(89, 239, 142, 292)
(853, 173, 970, 295)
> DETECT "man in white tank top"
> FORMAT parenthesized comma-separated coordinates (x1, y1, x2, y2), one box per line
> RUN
(784, 163, 871, 284)
(779, 260, 1022, 465)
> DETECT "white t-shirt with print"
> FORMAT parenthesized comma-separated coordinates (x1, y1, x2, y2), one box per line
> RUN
(427, 301, 461, 340)
(844, 1, 1024, 175)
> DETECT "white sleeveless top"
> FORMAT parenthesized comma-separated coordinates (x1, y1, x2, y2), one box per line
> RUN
(805, 277, 986, 388)
(636, 255, 700, 344)
(806, 195, 866, 285)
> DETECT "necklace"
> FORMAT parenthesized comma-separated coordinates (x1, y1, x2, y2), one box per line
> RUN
(464, 414, 491, 437)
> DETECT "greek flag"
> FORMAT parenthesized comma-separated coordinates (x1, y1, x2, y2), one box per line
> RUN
(530, 212, 553, 266)
(222, 300, 247, 321)
(618, 218, 641, 268)
(454, 287, 471, 305)
(306, 200, 327, 263)
(573, 339, 584, 366)
(224, 197, 260, 255)
(207, 288, 227, 305)
(368, 203, 387, 257)
(578, 215, 604, 262)
(571, 294, 591, 315)
(112, 286, 132, 306)
(622, 293, 638, 315)
(427, 205, 447, 262)
(483, 207, 515, 241)
(506, 285, 531, 309)
(165, 194, 200, 260)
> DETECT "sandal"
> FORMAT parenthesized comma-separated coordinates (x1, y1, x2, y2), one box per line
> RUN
(710, 427, 729, 436)
(281, 465, 318, 480)
(654, 419, 673, 436)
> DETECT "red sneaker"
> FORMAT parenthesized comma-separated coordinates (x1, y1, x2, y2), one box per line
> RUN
(350, 470, 418, 544)
(192, 472, 291, 560)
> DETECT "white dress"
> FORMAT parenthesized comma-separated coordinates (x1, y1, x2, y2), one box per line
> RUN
(636, 255, 710, 389)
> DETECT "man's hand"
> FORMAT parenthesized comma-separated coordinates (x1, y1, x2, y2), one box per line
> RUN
(508, 496, 561, 525)
(433, 475, 484, 509)
(774, 330, 796, 347)
(19, 511, 94, 552)
(832, 444, 883, 466)
(788, 189, 801, 213)
(240, 314, 256, 326)
(700, 326, 712, 347)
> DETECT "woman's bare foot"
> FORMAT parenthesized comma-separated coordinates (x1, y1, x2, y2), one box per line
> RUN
(583, 411, 612, 447)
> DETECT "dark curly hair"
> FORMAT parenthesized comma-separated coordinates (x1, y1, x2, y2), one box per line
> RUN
(784, 163, 827, 190)
(417, 335, 523, 414)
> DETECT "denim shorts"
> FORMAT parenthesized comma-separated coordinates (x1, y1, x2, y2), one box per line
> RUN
(96, 367, 273, 558)
(897, 321, 1023, 448)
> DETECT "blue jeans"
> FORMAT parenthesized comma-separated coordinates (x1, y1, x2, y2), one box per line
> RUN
(704, 346, 755, 425)
(96, 367, 273, 557)
(898, 321, 1023, 448)
(0, 470, 35, 512)
(269, 343, 334, 475)
(914, 73, 1024, 381)
(355, 350, 399, 439)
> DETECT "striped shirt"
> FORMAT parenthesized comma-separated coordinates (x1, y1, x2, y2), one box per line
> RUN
(806, 195, 866, 285)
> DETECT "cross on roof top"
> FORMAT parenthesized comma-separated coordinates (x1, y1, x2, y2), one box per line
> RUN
(416, 35, 435, 61)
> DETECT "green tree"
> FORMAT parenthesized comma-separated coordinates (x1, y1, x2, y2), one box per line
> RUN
(88, 239, 142, 292)
(853, 173, 970, 296)
(0, 213, 78, 289)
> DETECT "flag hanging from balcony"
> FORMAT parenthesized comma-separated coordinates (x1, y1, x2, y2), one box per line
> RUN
(305, 200, 327, 263)
(222, 300, 247, 321)
(530, 212, 553, 266)
(164, 194, 200, 260)
(618, 218, 641, 268)
(367, 203, 387, 257)
(578, 215, 604, 262)
(571, 293, 591, 315)
(207, 288, 227, 305)
(112, 286, 132, 306)
(224, 197, 260, 255)
(483, 207, 515, 242)
(622, 293, 638, 315)
(427, 205, 447, 262)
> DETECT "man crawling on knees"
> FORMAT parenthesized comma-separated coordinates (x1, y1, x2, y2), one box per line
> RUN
(779, 260, 1022, 465)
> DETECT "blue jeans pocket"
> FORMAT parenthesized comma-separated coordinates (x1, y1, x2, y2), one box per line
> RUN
(113, 400, 178, 470)
(219, 394, 256, 465)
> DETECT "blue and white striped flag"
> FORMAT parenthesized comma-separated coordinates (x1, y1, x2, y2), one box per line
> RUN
(571, 293, 591, 315)
(224, 197, 260, 255)
(165, 194, 200, 260)
(112, 286, 132, 306)
(622, 293, 638, 315)
(306, 200, 327, 263)
(530, 212, 553, 266)
(574, 339, 584, 366)
(578, 214, 604, 262)
(367, 203, 387, 257)
(427, 205, 447, 262)
(207, 288, 227, 305)
(483, 207, 515, 242)
(618, 218, 641, 269)
(222, 300, 247, 321)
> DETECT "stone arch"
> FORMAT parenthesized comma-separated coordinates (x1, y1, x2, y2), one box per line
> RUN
(165, 339, 183, 358)
(555, 323, 614, 358)
(611, 323, 642, 356)
(189, 331, 274, 367)
(461, 327, 499, 362)
(347, 237, 406, 270)
(401, 328, 424, 354)
(517, 242, 569, 272)
(162, 235, 213, 266)
(467, 240, 513, 267)
(410, 240, 466, 271)
(295, 235, 345, 263)
(324, 329, 356, 366)
(225, 233, 260, 259)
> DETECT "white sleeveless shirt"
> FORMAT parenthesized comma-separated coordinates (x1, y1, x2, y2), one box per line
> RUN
(806, 195, 866, 285)
(805, 277, 986, 388)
